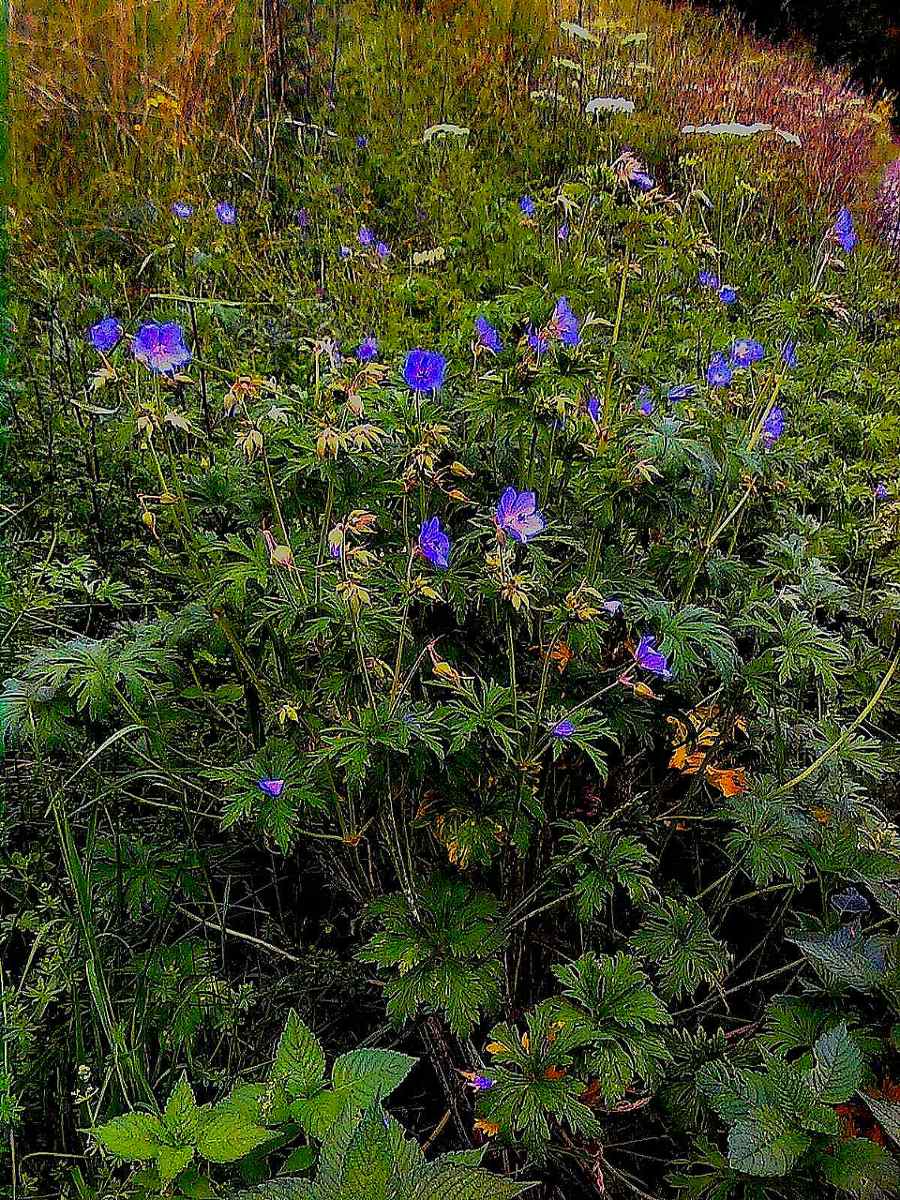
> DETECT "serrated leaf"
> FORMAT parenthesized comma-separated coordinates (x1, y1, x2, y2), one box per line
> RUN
(157, 1143, 194, 1184)
(197, 1110, 271, 1163)
(94, 1112, 168, 1161)
(331, 1049, 417, 1109)
(280, 1144, 317, 1173)
(808, 1023, 863, 1103)
(273, 1011, 326, 1097)
(165, 1074, 201, 1144)
(861, 1094, 900, 1148)
(727, 1110, 810, 1176)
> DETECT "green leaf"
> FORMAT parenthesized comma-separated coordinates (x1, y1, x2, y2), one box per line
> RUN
(197, 1110, 271, 1163)
(165, 1074, 201, 1145)
(808, 1023, 863, 1103)
(281, 1145, 317, 1174)
(340, 1108, 393, 1199)
(331, 1049, 417, 1110)
(157, 1143, 194, 1184)
(410, 1163, 536, 1199)
(273, 1011, 326, 1098)
(94, 1112, 168, 1161)
(727, 1109, 811, 1176)
(818, 1137, 900, 1192)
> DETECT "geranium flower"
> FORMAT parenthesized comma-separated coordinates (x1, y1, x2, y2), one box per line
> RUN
(833, 206, 857, 252)
(586, 395, 601, 422)
(375, 241, 390, 259)
(215, 201, 237, 225)
(257, 778, 285, 797)
(474, 316, 502, 353)
(706, 352, 733, 388)
(631, 171, 655, 191)
(355, 134, 368, 148)
(132, 322, 192, 375)
(418, 516, 450, 568)
(761, 405, 785, 447)
(495, 487, 545, 543)
(357, 336, 378, 362)
(519, 195, 535, 216)
(171, 201, 194, 220)
(551, 718, 575, 739)
(729, 338, 765, 368)
(557, 222, 569, 241)
(551, 297, 580, 347)
(403, 349, 446, 392)
(717, 285, 737, 305)
(358, 226, 374, 247)
(633, 634, 672, 678)
(699, 270, 719, 289)
(874, 482, 888, 501)
(667, 384, 695, 401)
(339, 245, 352, 259)
(295, 207, 310, 228)
(89, 316, 123, 353)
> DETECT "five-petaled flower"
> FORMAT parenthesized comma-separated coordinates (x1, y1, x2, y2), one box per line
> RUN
(171, 201, 194, 220)
(132, 322, 192, 375)
(874, 483, 888, 501)
(729, 338, 765, 368)
(403, 349, 447, 392)
(215, 201, 237, 225)
(357, 336, 378, 362)
(418, 516, 450, 569)
(358, 226, 374, 247)
(699, 270, 719, 289)
(717, 285, 737, 305)
(474, 316, 502, 353)
(706, 352, 732, 388)
(495, 487, 546, 543)
(633, 634, 672, 678)
(89, 316, 123, 353)
(519, 195, 535, 216)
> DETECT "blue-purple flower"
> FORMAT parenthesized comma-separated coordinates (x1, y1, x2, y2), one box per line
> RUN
(375, 241, 390, 259)
(706, 352, 733, 388)
(699, 270, 719, 290)
(551, 297, 580, 347)
(171, 201, 194, 220)
(551, 718, 575, 739)
(474, 316, 502, 353)
(357, 336, 378, 363)
(761, 405, 785, 447)
(215, 201, 237, 225)
(471, 1075, 494, 1091)
(355, 134, 369, 149)
(132, 322, 192, 375)
(418, 516, 450, 569)
(636, 385, 653, 415)
(633, 634, 672, 678)
(586, 394, 601, 423)
(874, 482, 888, 502)
(729, 338, 765, 368)
(780, 339, 798, 369)
(358, 225, 374, 247)
(257, 778, 285, 797)
(339, 245, 352, 260)
(89, 316, 123, 353)
(403, 349, 446, 392)
(667, 384, 695, 402)
(557, 221, 569, 241)
(295, 207, 310, 228)
(603, 599, 623, 616)
(495, 488, 546, 543)
(519, 195, 535, 216)
(833, 206, 857, 252)
(717, 285, 737, 305)
(631, 171, 655, 192)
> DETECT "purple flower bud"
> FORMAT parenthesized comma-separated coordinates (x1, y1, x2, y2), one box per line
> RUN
(833, 206, 857, 252)
(471, 1075, 494, 1091)
(257, 778, 285, 797)
(357, 336, 378, 362)
(780, 339, 798, 369)
(761, 405, 785, 447)
(633, 634, 672, 678)
(551, 297, 580, 347)
(356, 134, 369, 149)
(557, 221, 569, 241)
(874, 483, 888, 502)
(358, 226, 374, 247)
(339, 245, 352, 260)
(519, 195, 535, 216)
(526, 327, 548, 357)
(586, 395, 601, 423)
(706, 352, 733, 388)
(375, 241, 390, 259)
(551, 719, 575, 739)
(215, 201, 237, 225)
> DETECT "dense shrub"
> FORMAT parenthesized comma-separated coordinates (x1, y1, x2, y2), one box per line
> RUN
(3, 4, 900, 1200)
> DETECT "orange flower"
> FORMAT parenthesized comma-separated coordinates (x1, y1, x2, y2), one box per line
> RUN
(473, 1119, 500, 1138)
